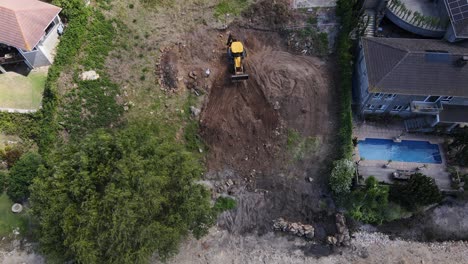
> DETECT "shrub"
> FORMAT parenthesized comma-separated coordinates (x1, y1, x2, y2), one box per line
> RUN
(7, 152, 42, 202)
(335, 0, 359, 160)
(31, 123, 214, 263)
(347, 176, 389, 224)
(213, 197, 237, 213)
(1, 144, 26, 168)
(447, 129, 468, 166)
(330, 159, 355, 196)
(390, 173, 442, 210)
(0, 171, 6, 194)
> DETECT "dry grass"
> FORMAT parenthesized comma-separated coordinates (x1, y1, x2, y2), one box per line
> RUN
(102, 0, 227, 125)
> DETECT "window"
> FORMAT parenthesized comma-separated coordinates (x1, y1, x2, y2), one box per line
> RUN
(373, 93, 384, 99)
(440, 96, 453, 102)
(391, 105, 403, 112)
(384, 94, 397, 100)
(424, 96, 440, 102)
(365, 104, 375, 110)
(376, 105, 387, 111)
(404, 104, 411, 111)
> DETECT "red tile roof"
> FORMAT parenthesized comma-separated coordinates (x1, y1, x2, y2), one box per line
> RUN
(0, 0, 61, 51)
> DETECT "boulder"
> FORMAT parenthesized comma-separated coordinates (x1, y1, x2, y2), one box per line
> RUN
(326, 236, 337, 245)
(190, 106, 201, 117)
(80, 70, 100, 81)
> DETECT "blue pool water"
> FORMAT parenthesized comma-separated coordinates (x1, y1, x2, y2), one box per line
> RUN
(358, 138, 442, 164)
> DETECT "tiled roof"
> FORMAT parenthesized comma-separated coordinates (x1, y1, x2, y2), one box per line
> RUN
(0, 0, 61, 51)
(362, 37, 468, 97)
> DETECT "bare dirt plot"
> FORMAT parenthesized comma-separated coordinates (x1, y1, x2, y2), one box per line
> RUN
(158, 15, 340, 237)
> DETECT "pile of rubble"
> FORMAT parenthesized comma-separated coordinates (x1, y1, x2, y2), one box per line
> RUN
(272, 218, 314, 239)
(326, 213, 351, 246)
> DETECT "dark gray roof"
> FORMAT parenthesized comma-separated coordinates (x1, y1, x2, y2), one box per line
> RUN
(362, 37, 468, 97)
(444, 0, 468, 37)
(439, 104, 468, 123)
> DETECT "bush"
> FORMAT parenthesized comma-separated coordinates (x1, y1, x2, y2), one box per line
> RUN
(335, 0, 359, 160)
(1, 144, 27, 168)
(347, 176, 389, 224)
(390, 173, 442, 210)
(447, 129, 468, 166)
(0, 171, 6, 194)
(31, 123, 214, 263)
(7, 152, 42, 202)
(330, 159, 355, 197)
(213, 197, 237, 213)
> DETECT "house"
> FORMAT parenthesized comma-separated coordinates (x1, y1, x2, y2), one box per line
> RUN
(362, 0, 468, 42)
(355, 0, 468, 132)
(0, 0, 62, 70)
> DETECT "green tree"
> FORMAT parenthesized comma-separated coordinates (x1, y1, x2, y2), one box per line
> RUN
(7, 152, 42, 202)
(30, 123, 214, 263)
(390, 173, 442, 210)
(348, 176, 389, 224)
(330, 159, 355, 197)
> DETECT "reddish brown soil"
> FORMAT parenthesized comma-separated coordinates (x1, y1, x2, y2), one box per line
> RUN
(196, 29, 332, 175)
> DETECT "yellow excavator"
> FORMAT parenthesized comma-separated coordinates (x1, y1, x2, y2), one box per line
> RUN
(227, 34, 249, 81)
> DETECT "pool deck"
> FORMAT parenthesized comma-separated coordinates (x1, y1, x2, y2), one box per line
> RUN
(353, 122, 452, 191)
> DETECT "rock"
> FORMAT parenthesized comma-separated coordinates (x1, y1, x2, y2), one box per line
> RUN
(287, 223, 300, 235)
(326, 236, 337, 245)
(273, 101, 281, 110)
(273, 218, 288, 231)
(189, 71, 198, 80)
(80, 70, 100, 81)
(190, 106, 201, 117)
(303, 225, 315, 239)
(226, 179, 234, 187)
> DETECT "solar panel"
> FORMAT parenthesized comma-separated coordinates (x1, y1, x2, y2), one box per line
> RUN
(446, 0, 468, 22)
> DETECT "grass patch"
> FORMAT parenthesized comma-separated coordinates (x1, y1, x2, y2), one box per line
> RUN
(0, 71, 46, 110)
(213, 197, 237, 213)
(215, 0, 249, 18)
(0, 193, 28, 236)
(293, 27, 329, 57)
(287, 129, 320, 160)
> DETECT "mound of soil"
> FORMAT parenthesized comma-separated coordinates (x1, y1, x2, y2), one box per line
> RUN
(197, 29, 332, 174)
(158, 3, 338, 236)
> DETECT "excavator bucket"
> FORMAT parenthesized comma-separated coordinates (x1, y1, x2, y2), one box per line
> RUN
(231, 74, 249, 81)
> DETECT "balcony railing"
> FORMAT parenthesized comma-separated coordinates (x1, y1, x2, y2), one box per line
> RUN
(410, 101, 443, 114)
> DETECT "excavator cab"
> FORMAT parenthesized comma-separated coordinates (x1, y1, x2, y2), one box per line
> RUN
(227, 36, 249, 81)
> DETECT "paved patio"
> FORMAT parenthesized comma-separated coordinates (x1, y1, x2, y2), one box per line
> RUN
(353, 121, 452, 191)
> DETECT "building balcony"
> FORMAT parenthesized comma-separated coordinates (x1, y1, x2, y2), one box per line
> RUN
(385, 0, 448, 37)
(411, 100, 443, 114)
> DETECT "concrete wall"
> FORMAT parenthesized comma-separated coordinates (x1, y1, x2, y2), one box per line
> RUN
(20, 49, 50, 68)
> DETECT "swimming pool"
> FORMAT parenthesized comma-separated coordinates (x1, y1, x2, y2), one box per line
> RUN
(358, 138, 442, 164)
